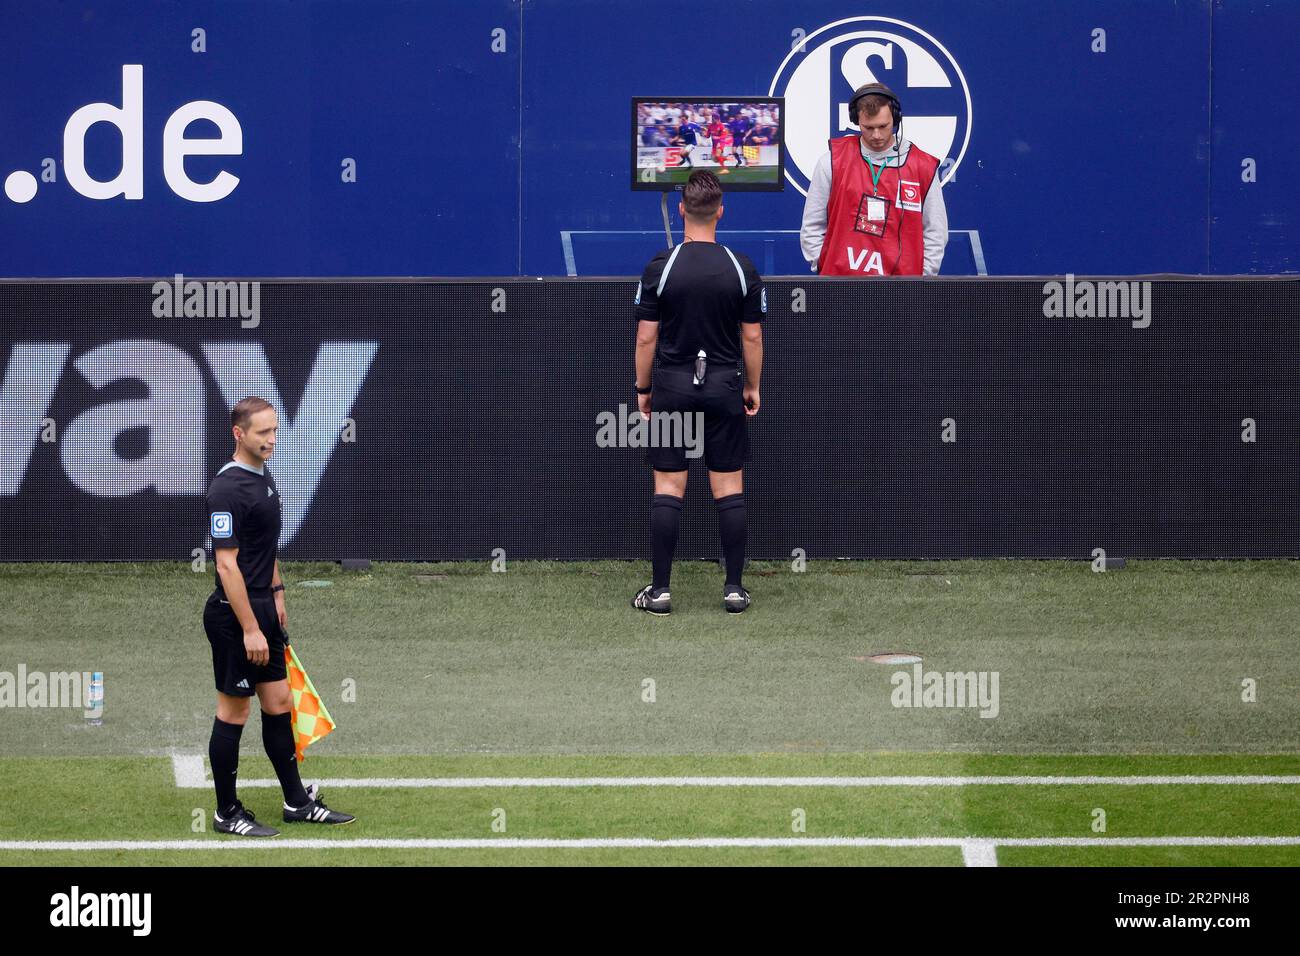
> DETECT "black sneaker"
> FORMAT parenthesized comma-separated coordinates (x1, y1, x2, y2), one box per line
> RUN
(283, 784, 356, 825)
(723, 585, 751, 613)
(632, 584, 671, 615)
(214, 801, 279, 837)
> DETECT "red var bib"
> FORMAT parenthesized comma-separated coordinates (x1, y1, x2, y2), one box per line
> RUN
(817, 136, 940, 277)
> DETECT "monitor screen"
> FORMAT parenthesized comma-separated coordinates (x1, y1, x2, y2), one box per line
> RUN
(632, 97, 785, 191)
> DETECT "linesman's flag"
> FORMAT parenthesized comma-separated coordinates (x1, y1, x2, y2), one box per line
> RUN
(285, 645, 335, 760)
(743, 145, 760, 165)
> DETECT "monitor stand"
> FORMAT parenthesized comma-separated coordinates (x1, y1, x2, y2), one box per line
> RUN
(660, 192, 674, 250)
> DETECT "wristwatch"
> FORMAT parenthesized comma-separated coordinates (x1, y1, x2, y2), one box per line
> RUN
(634, 382, 652, 395)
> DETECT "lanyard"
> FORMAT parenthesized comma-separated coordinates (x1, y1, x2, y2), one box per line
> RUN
(866, 156, 890, 192)
(864, 139, 899, 192)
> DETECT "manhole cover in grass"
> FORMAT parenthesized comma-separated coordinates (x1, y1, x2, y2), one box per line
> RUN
(858, 652, 923, 665)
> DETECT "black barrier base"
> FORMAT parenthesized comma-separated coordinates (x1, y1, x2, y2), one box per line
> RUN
(1, 277, 1296, 561)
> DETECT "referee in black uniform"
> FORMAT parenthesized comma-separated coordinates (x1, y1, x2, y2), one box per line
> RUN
(632, 170, 765, 615)
(203, 396, 353, 836)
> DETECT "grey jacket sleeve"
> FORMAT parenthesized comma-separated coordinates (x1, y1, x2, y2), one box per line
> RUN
(799, 151, 833, 271)
(921, 173, 948, 276)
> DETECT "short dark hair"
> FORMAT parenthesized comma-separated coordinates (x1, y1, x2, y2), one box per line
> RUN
(856, 94, 894, 125)
(682, 170, 722, 220)
(231, 396, 273, 431)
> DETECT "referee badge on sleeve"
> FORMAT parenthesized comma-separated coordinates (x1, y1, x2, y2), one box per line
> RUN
(761, 288, 767, 313)
(211, 512, 233, 538)
(634, 281, 642, 305)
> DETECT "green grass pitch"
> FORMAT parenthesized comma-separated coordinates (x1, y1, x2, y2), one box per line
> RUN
(1, 559, 1297, 866)
(642, 164, 779, 186)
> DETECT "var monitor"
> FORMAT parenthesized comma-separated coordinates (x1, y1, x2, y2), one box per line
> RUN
(632, 96, 785, 191)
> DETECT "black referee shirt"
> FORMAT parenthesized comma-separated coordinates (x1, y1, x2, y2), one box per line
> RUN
(634, 241, 765, 367)
(206, 460, 282, 596)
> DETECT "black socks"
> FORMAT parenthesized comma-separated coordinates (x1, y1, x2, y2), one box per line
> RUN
(715, 493, 747, 587)
(651, 493, 683, 591)
(212, 710, 312, 814)
(651, 491, 747, 590)
(209, 717, 243, 815)
(261, 710, 310, 808)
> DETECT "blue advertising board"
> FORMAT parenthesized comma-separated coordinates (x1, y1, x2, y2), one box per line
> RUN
(0, 1, 1294, 277)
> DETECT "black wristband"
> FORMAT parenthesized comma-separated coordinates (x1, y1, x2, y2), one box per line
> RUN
(634, 383, 652, 395)
(271, 584, 285, 594)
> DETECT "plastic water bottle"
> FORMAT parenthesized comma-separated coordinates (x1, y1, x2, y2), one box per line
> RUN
(693, 349, 707, 386)
(86, 672, 104, 726)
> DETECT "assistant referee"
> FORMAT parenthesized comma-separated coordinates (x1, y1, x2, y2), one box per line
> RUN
(203, 396, 354, 836)
(631, 170, 765, 615)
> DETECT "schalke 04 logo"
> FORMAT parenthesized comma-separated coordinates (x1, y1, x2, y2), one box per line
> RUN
(769, 16, 972, 196)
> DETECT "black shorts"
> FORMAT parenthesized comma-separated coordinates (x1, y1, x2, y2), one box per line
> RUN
(203, 591, 287, 697)
(647, 362, 750, 473)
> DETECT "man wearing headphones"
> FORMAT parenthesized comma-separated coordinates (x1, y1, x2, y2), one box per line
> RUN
(799, 83, 948, 276)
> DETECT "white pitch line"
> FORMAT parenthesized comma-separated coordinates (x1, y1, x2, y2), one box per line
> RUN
(167, 759, 1300, 789)
(170, 754, 205, 788)
(3, 836, 1298, 853)
(961, 840, 999, 867)
(997, 836, 1300, 847)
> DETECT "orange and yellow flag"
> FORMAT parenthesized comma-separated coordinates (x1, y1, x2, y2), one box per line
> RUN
(285, 645, 335, 761)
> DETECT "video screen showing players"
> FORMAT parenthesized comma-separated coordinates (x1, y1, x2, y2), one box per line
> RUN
(633, 98, 784, 190)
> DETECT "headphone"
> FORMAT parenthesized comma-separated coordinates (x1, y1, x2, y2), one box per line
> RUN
(849, 82, 902, 132)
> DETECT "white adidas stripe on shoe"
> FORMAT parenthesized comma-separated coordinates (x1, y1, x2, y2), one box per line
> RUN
(724, 586, 751, 613)
(632, 584, 671, 615)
